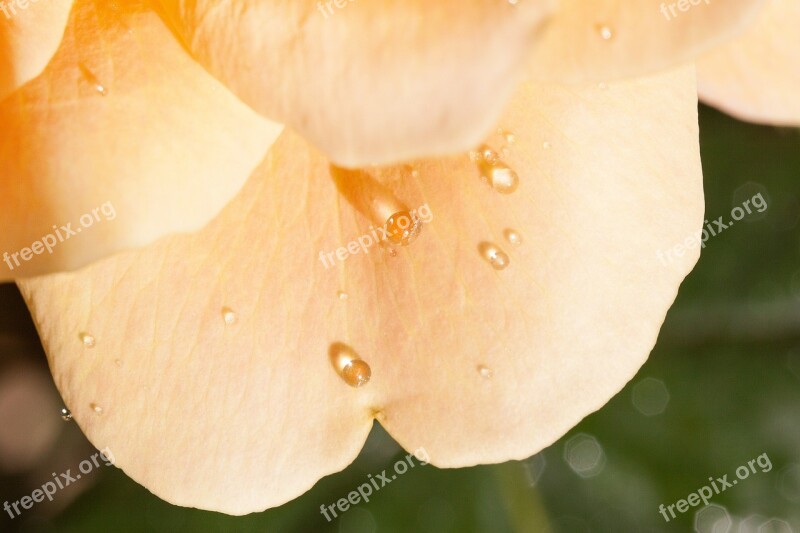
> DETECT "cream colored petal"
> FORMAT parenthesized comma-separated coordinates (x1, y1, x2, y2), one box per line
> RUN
(0, 0, 281, 281)
(0, 0, 72, 101)
(527, 0, 767, 83)
(154, 0, 554, 167)
(18, 66, 702, 513)
(697, 0, 800, 125)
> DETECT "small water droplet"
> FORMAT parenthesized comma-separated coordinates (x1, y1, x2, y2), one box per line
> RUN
(60, 408, 72, 421)
(385, 210, 423, 246)
(78, 63, 108, 96)
(90, 403, 103, 415)
(478, 365, 494, 379)
(478, 242, 510, 270)
(411, 169, 420, 178)
(501, 130, 516, 144)
(596, 24, 614, 41)
(543, 141, 552, 150)
(79, 332, 95, 348)
(475, 145, 519, 194)
(221, 307, 237, 325)
(338, 291, 349, 301)
(329, 342, 372, 388)
(503, 229, 523, 246)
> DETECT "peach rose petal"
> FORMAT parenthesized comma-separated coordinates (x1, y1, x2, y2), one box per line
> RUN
(0, 0, 281, 281)
(0, 0, 72, 101)
(527, 0, 767, 84)
(697, 0, 800, 126)
(154, 0, 554, 167)
(18, 66, 703, 514)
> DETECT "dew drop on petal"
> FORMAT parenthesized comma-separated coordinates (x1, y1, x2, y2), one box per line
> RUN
(501, 130, 516, 144)
(221, 307, 237, 325)
(338, 291, 349, 301)
(479, 242, 510, 270)
(385, 210, 423, 246)
(543, 141, 552, 150)
(60, 408, 72, 421)
(79, 332, 95, 348)
(78, 63, 108, 96)
(411, 169, 420, 178)
(478, 365, 494, 379)
(475, 146, 519, 194)
(90, 403, 103, 415)
(596, 24, 614, 41)
(503, 229, 523, 246)
(329, 342, 372, 388)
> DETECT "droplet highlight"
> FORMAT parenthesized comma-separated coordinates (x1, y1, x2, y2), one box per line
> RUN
(329, 342, 372, 388)
(474, 145, 519, 194)
(478, 242, 510, 270)
(90, 403, 103, 415)
(60, 408, 72, 421)
(596, 24, 614, 41)
(337, 291, 349, 301)
(542, 141, 552, 150)
(478, 365, 494, 379)
(385, 210, 423, 247)
(78, 63, 108, 96)
(221, 307, 237, 325)
(79, 332, 95, 348)
(503, 229, 523, 246)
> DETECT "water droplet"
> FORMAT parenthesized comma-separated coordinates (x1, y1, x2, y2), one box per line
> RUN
(542, 141, 552, 150)
(478, 242, 510, 270)
(221, 307, 237, 325)
(329, 342, 372, 388)
(338, 291, 349, 301)
(90, 403, 103, 415)
(478, 365, 494, 379)
(596, 24, 614, 41)
(78, 63, 108, 96)
(79, 332, 95, 348)
(501, 130, 516, 144)
(411, 169, 420, 178)
(385, 210, 423, 246)
(475, 145, 519, 194)
(60, 408, 72, 421)
(503, 229, 523, 246)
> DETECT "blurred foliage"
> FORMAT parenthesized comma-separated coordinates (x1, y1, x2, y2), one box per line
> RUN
(2, 105, 799, 532)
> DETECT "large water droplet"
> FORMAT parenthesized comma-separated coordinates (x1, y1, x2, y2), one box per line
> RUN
(475, 145, 519, 194)
(478, 242, 510, 270)
(90, 403, 103, 415)
(221, 307, 237, 325)
(60, 408, 72, 421)
(329, 342, 372, 388)
(503, 228, 523, 246)
(79, 332, 95, 348)
(385, 210, 423, 247)
(78, 63, 108, 96)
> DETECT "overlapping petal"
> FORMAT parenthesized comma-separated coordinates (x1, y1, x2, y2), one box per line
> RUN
(154, 0, 554, 167)
(0, 0, 72, 101)
(0, 0, 281, 281)
(526, 0, 767, 84)
(697, 0, 800, 126)
(19, 66, 703, 513)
